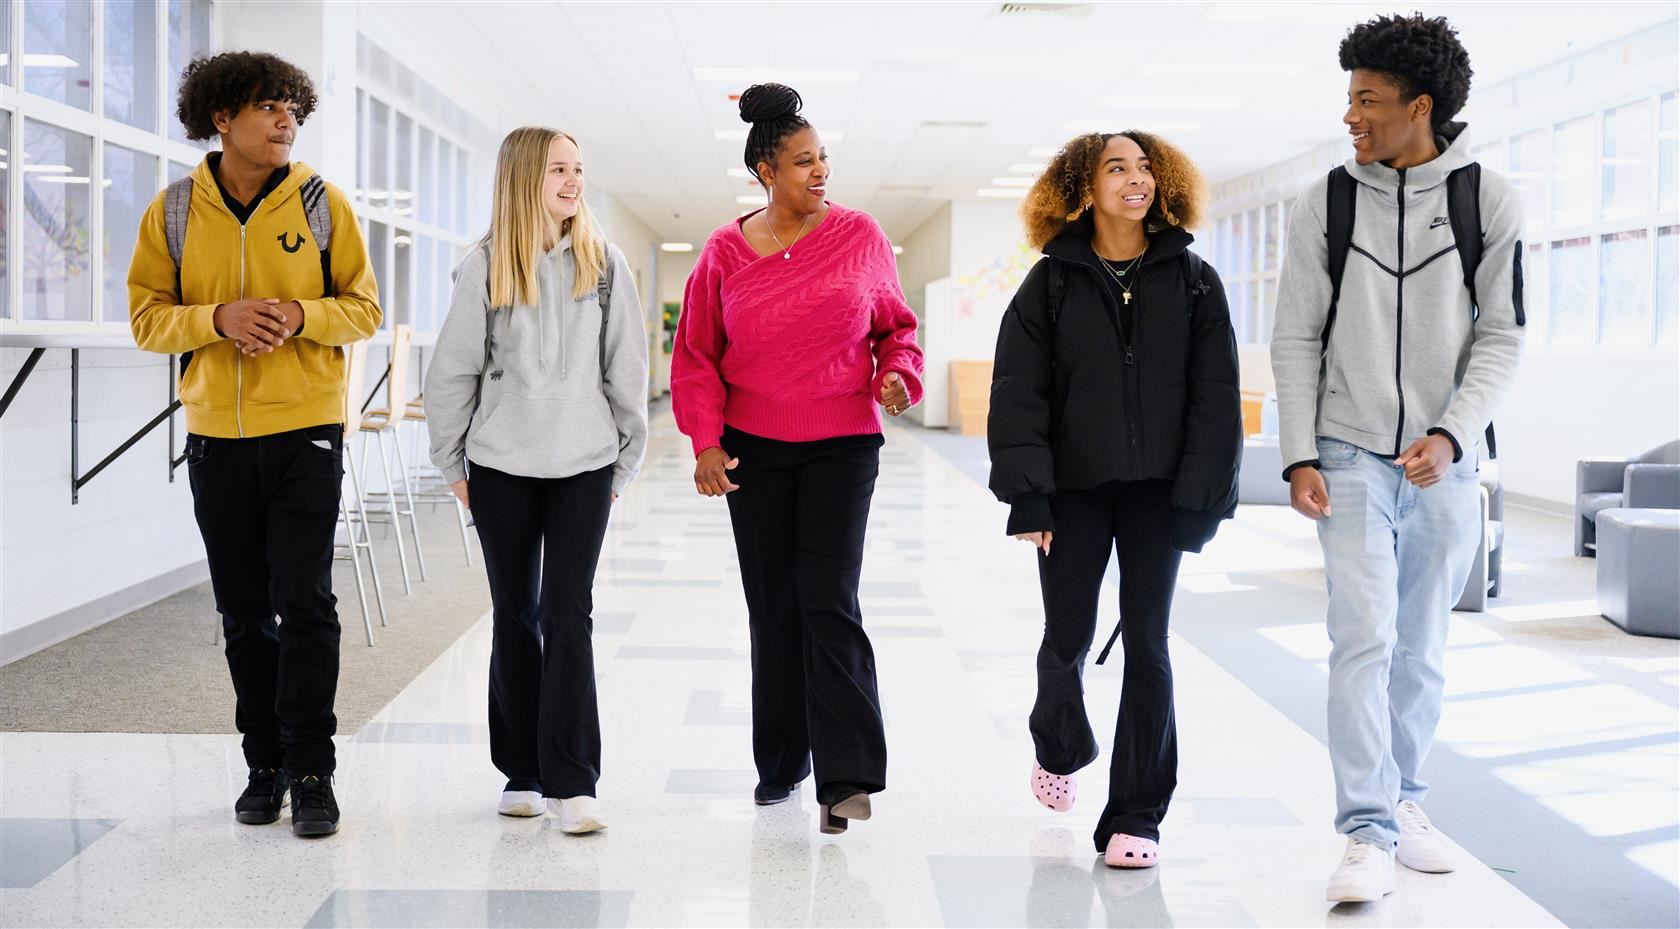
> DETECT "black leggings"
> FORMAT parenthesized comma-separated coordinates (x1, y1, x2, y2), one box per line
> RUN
(1031, 479, 1182, 849)
(469, 461, 613, 799)
(723, 426, 887, 806)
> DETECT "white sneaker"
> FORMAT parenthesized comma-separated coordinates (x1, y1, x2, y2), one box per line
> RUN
(1396, 800, 1456, 873)
(549, 796, 605, 834)
(1326, 837, 1395, 903)
(497, 790, 544, 817)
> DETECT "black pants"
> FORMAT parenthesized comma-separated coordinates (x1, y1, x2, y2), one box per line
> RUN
(469, 461, 612, 799)
(187, 423, 344, 776)
(723, 426, 887, 805)
(1032, 479, 1182, 849)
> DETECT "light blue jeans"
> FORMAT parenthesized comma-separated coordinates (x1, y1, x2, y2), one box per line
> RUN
(1315, 436, 1481, 848)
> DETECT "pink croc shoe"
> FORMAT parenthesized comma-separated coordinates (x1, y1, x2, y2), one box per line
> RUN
(1031, 763, 1076, 812)
(1104, 833, 1159, 869)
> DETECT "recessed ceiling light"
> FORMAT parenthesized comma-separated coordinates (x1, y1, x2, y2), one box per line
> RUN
(989, 177, 1034, 187)
(977, 188, 1027, 199)
(695, 67, 860, 85)
(1062, 119, 1202, 134)
(661, 242, 695, 253)
(1091, 95, 1248, 111)
(891, 246, 904, 255)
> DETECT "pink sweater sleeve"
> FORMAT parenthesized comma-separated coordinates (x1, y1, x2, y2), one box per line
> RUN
(672, 241, 729, 456)
(865, 227, 926, 407)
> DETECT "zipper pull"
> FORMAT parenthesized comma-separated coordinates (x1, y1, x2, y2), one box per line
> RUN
(1125, 347, 1135, 365)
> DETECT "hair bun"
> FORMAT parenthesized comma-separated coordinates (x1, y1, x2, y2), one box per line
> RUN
(738, 83, 803, 124)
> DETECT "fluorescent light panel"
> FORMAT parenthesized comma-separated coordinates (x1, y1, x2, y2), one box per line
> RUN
(661, 242, 695, 253)
(989, 177, 1034, 187)
(977, 188, 1027, 199)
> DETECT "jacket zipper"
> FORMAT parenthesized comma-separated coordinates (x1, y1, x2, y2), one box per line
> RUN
(1392, 169, 1407, 458)
(1125, 289, 1142, 466)
(237, 223, 247, 438)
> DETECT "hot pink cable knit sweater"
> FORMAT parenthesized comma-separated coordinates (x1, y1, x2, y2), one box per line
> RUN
(672, 203, 925, 456)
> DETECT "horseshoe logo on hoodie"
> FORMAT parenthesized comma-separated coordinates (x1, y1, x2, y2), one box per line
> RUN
(278, 231, 305, 253)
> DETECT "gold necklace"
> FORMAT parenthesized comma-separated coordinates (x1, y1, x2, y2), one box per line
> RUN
(1096, 249, 1147, 304)
(763, 209, 813, 260)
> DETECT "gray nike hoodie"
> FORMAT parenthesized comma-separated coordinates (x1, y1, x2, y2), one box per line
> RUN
(424, 235, 649, 495)
(1271, 123, 1526, 474)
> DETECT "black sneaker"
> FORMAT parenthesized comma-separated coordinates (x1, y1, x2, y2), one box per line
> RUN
(234, 768, 288, 825)
(289, 774, 340, 837)
(753, 781, 796, 806)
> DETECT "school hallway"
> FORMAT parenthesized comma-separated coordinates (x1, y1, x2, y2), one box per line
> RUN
(6, 409, 1668, 928)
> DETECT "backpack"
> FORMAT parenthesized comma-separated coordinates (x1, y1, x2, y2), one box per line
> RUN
(1323, 163, 1499, 458)
(478, 244, 615, 390)
(164, 174, 333, 375)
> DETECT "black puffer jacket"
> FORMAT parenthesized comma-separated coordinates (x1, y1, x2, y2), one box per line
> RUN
(986, 222, 1242, 552)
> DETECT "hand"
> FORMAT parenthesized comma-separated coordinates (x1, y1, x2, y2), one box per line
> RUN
(611, 492, 619, 503)
(449, 479, 469, 510)
(1289, 467, 1333, 520)
(1395, 434, 1455, 489)
(215, 299, 290, 353)
(694, 447, 740, 497)
(879, 372, 909, 417)
(1014, 531, 1053, 555)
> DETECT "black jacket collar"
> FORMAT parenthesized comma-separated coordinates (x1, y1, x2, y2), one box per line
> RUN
(1043, 217, 1194, 271)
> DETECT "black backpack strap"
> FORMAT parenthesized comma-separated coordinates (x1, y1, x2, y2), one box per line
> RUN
(1445, 162, 1500, 458)
(1323, 166, 1358, 350)
(1446, 163, 1483, 318)
(1182, 250, 1208, 316)
(1046, 259, 1066, 327)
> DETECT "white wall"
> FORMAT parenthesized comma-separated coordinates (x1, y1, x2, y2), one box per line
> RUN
(1, 348, 207, 660)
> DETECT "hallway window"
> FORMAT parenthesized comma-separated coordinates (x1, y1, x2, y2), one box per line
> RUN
(104, 144, 158, 326)
(1598, 230, 1653, 348)
(21, 120, 93, 321)
(24, 0, 93, 111)
(104, 0, 159, 131)
(167, 0, 212, 145)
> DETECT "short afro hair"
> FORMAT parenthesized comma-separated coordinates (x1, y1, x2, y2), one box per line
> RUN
(176, 52, 318, 142)
(1020, 131, 1206, 250)
(1339, 14, 1472, 130)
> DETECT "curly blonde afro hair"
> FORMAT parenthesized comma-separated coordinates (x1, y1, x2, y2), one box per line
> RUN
(1021, 131, 1207, 250)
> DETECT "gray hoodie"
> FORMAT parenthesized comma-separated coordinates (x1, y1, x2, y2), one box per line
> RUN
(1271, 124, 1525, 473)
(424, 236, 649, 495)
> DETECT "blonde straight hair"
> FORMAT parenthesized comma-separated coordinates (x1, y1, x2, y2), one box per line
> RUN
(480, 126, 607, 307)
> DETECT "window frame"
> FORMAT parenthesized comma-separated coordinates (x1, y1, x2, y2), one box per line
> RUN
(0, 0, 215, 338)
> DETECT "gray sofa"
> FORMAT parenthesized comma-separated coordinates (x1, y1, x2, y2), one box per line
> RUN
(1597, 508, 1680, 638)
(1575, 440, 1680, 556)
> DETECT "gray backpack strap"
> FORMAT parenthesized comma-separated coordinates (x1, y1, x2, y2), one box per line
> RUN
(299, 175, 333, 297)
(163, 176, 194, 271)
(597, 252, 614, 384)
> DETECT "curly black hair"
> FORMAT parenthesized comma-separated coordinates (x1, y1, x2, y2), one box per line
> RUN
(739, 83, 811, 184)
(1339, 13, 1472, 130)
(176, 52, 318, 142)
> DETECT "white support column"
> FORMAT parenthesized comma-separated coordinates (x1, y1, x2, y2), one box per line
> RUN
(216, 0, 356, 186)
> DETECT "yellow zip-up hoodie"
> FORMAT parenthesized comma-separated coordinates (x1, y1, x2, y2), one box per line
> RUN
(128, 158, 382, 438)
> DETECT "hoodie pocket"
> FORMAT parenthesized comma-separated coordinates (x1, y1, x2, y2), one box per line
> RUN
(245, 342, 311, 404)
(178, 343, 234, 410)
(1321, 350, 1394, 438)
(470, 393, 617, 471)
